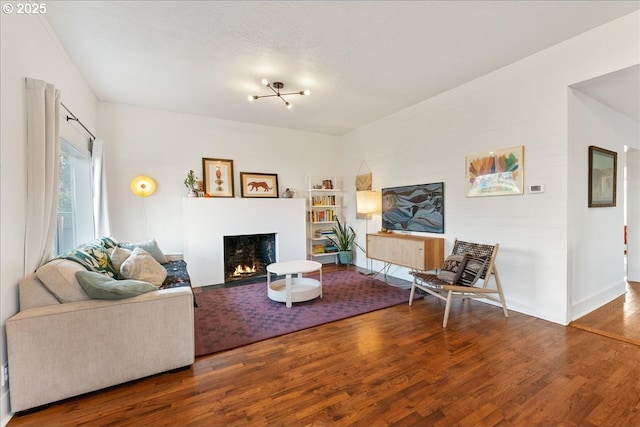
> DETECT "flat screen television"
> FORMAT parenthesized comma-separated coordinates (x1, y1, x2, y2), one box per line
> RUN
(381, 182, 444, 233)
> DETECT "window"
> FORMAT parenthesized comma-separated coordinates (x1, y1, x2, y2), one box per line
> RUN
(55, 139, 94, 255)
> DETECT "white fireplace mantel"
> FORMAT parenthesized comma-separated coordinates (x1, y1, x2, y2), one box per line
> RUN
(183, 198, 306, 287)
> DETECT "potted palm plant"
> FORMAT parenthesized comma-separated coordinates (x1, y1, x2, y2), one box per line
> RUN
(326, 218, 364, 265)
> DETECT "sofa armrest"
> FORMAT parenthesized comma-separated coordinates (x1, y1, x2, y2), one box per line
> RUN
(18, 272, 60, 310)
(6, 287, 194, 412)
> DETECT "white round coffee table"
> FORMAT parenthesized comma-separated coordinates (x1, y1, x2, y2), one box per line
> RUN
(266, 260, 322, 308)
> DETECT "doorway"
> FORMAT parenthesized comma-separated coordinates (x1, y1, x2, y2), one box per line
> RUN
(568, 64, 640, 325)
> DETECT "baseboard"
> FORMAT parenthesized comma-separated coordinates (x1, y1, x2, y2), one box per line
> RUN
(571, 280, 626, 321)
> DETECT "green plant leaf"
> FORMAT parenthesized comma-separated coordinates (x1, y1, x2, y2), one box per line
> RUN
(325, 218, 364, 252)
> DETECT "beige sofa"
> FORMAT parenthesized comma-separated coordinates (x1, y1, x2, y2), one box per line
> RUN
(6, 249, 195, 413)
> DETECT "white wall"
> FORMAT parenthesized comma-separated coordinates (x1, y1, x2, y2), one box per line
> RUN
(568, 90, 638, 319)
(340, 11, 640, 326)
(0, 14, 97, 425)
(183, 198, 307, 286)
(98, 103, 340, 253)
(1, 7, 638, 426)
(629, 149, 640, 282)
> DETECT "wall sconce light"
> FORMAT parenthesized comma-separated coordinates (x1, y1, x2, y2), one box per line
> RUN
(130, 175, 157, 197)
(248, 79, 310, 109)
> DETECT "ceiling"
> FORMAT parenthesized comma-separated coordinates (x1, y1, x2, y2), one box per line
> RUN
(43, 1, 640, 136)
(572, 65, 640, 122)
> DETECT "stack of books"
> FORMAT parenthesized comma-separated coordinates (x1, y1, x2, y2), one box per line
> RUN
(312, 244, 326, 254)
(324, 243, 338, 253)
(315, 229, 335, 238)
(310, 209, 335, 222)
(311, 195, 336, 206)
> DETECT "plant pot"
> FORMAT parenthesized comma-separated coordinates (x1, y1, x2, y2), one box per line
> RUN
(187, 189, 198, 198)
(338, 250, 353, 265)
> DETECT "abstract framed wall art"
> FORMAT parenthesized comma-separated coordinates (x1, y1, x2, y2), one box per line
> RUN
(381, 182, 444, 233)
(465, 146, 524, 197)
(239, 172, 279, 198)
(202, 158, 234, 197)
(588, 146, 617, 208)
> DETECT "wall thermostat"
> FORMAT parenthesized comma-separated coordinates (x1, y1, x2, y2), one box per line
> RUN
(529, 184, 545, 194)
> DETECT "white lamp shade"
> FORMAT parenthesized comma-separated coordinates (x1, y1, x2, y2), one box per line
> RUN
(356, 190, 382, 215)
(130, 175, 157, 197)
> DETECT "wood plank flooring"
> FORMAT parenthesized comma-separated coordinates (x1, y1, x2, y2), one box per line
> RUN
(8, 272, 640, 426)
(570, 281, 640, 345)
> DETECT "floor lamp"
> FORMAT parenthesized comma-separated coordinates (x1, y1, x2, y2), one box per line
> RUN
(356, 190, 381, 275)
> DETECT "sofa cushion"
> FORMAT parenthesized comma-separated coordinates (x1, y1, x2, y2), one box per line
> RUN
(19, 272, 63, 309)
(120, 247, 167, 287)
(57, 238, 121, 279)
(110, 247, 132, 271)
(75, 271, 158, 299)
(35, 259, 91, 303)
(119, 239, 168, 264)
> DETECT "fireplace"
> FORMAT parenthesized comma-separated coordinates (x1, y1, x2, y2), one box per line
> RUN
(223, 233, 276, 283)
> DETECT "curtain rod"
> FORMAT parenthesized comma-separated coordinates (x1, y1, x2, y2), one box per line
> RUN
(61, 102, 96, 141)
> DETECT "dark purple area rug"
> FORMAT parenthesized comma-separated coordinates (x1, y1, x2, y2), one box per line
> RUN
(194, 270, 420, 356)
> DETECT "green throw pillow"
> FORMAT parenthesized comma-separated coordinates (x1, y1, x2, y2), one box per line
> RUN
(57, 238, 121, 279)
(75, 271, 157, 299)
(119, 239, 168, 264)
(99, 236, 118, 252)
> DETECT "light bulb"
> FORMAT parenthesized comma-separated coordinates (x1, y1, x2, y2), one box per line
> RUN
(248, 95, 255, 101)
(303, 89, 310, 96)
(286, 102, 292, 109)
(261, 78, 269, 86)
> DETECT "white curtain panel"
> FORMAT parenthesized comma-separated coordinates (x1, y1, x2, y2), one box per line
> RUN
(91, 139, 112, 238)
(24, 77, 61, 274)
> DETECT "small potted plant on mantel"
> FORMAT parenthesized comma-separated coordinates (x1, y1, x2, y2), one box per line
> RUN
(184, 170, 198, 197)
(326, 218, 364, 266)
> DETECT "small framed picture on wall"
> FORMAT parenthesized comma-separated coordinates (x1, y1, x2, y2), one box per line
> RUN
(202, 158, 234, 197)
(588, 146, 617, 208)
(239, 172, 279, 198)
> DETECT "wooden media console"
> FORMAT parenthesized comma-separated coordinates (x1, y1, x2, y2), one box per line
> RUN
(366, 233, 444, 271)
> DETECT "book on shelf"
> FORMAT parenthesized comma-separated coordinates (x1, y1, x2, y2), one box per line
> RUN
(322, 179, 334, 189)
(309, 209, 335, 223)
(324, 244, 338, 253)
(312, 195, 336, 206)
(312, 244, 326, 254)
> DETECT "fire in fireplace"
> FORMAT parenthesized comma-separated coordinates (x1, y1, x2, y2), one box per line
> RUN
(223, 233, 276, 283)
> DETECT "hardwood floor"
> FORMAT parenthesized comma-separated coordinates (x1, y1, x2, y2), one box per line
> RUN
(8, 274, 640, 426)
(570, 281, 640, 345)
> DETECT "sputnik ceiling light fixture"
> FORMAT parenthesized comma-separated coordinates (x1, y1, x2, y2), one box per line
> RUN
(248, 79, 310, 109)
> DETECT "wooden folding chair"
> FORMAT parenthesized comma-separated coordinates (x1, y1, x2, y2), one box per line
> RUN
(408, 239, 508, 327)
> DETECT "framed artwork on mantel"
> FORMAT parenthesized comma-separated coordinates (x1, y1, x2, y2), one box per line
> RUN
(240, 172, 279, 198)
(588, 146, 617, 208)
(202, 158, 234, 197)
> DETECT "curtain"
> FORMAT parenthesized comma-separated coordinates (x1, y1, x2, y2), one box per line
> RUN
(91, 139, 111, 237)
(24, 78, 61, 274)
